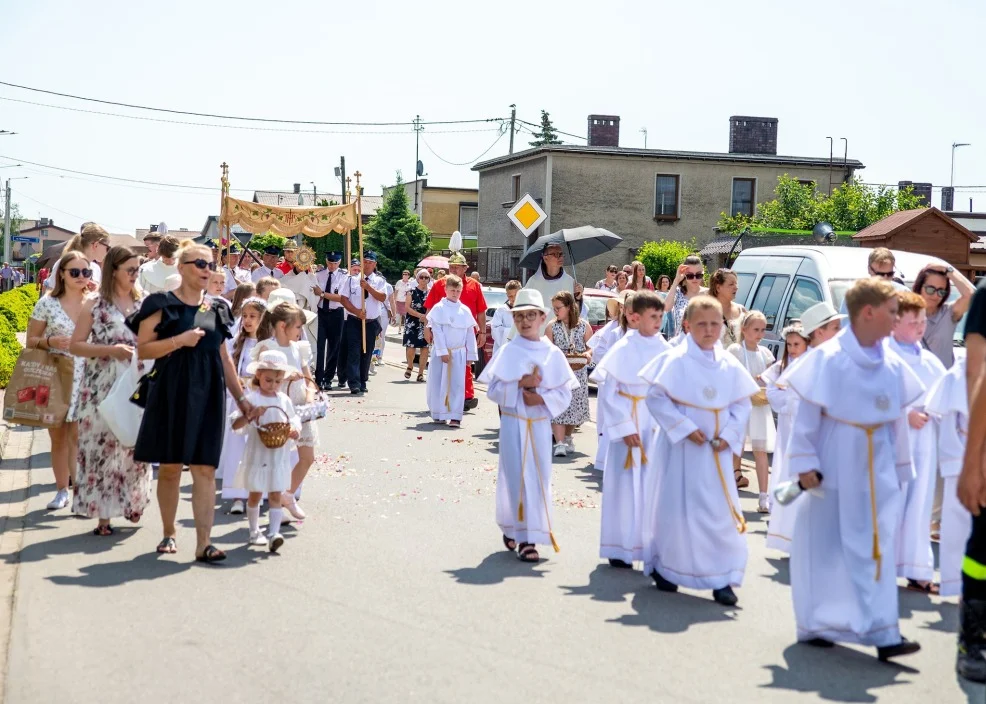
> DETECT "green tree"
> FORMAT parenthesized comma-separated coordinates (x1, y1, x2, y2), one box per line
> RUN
(363, 174, 431, 280)
(637, 238, 698, 283)
(303, 199, 350, 263)
(0, 201, 22, 239)
(717, 175, 925, 234)
(246, 231, 290, 253)
(528, 110, 562, 147)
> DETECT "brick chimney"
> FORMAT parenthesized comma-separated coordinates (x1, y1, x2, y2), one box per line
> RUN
(729, 116, 778, 155)
(293, 183, 301, 194)
(898, 181, 932, 207)
(941, 186, 955, 211)
(587, 115, 620, 147)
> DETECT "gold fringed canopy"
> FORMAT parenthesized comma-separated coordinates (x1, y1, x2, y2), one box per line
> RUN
(220, 195, 358, 238)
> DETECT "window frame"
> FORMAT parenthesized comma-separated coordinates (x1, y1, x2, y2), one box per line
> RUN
(783, 276, 824, 328)
(511, 174, 522, 203)
(653, 173, 681, 221)
(730, 177, 757, 218)
(750, 273, 791, 331)
(458, 202, 479, 237)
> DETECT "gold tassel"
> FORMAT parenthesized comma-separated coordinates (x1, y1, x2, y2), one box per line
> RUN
(518, 501, 524, 522)
(550, 531, 560, 553)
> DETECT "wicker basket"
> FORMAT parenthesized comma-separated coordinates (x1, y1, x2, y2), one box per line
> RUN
(751, 389, 769, 407)
(288, 377, 328, 421)
(255, 406, 292, 449)
(566, 353, 589, 371)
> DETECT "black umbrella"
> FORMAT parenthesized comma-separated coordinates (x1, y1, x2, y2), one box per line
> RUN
(36, 241, 69, 270)
(518, 226, 622, 271)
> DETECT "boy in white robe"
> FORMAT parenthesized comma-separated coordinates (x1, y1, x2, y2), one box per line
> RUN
(490, 280, 521, 359)
(426, 275, 478, 427)
(478, 289, 577, 563)
(591, 291, 670, 568)
(889, 291, 946, 593)
(786, 278, 924, 662)
(639, 295, 758, 606)
(925, 354, 970, 599)
(588, 292, 633, 473)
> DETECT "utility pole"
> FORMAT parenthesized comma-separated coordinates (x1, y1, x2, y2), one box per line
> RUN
(414, 114, 423, 215)
(508, 104, 516, 154)
(340, 156, 347, 203)
(3, 180, 11, 265)
(640, 127, 648, 149)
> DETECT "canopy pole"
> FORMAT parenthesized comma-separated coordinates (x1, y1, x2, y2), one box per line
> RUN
(345, 177, 353, 266)
(355, 172, 366, 353)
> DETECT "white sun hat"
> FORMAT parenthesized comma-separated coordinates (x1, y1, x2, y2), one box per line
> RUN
(510, 289, 548, 314)
(245, 349, 296, 376)
(267, 287, 316, 324)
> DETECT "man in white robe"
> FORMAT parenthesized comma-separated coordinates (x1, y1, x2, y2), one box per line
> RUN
(591, 291, 670, 568)
(479, 289, 577, 562)
(639, 296, 757, 606)
(785, 278, 924, 661)
(425, 277, 478, 425)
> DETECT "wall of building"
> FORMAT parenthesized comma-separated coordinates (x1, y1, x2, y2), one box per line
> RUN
(421, 188, 479, 237)
(547, 153, 851, 281)
(859, 226, 973, 273)
(476, 155, 549, 251)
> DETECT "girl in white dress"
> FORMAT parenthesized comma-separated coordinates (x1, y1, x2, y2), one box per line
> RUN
(762, 323, 810, 553)
(727, 310, 776, 513)
(219, 297, 266, 512)
(230, 350, 301, 553)
(253, 296, 318, 522)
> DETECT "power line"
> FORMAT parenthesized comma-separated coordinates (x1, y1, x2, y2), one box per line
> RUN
(516, 118, 586, 142)
(13, 188, 128, 232)
(422, 126, 508, 166)
(0, 80, 503, 127)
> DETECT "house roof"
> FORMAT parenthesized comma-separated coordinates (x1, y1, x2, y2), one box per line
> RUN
(135, 227, 197, 241)
(853, 207, 979, 242)
(473, 144, 866, 171)
(699, 236, 741, 256)
(108, 234, 147, 252)
(251, 191, 382, 216)
(19, 223, 75, 237)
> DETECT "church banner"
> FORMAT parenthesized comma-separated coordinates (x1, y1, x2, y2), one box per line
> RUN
(220, 196, 358, 238)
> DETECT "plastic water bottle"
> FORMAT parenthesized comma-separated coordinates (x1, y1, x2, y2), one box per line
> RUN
(773, 472, 824, 506)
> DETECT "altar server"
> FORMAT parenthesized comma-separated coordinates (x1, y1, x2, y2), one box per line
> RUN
(785, 278, 924, 661)
(591, 291, 669, 568)
(426, 275, 478, 427)
(889, 291, 946, 593)
(587, 291, 632, 472)
(478, 289, 577, 563)
(639, 295, 757, 606)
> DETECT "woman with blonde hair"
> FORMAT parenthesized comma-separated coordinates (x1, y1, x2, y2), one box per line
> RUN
(46, 223, 111, 292)
(26, 250, 90, 509)
(549, 290, 592, 456)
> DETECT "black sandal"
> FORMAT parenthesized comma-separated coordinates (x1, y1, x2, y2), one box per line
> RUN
(448, 420, 461, 428)
(502, 534, 517, 552)
(517, 543, 540, 562)
(734, 469, 750, 489)
(195, 545, 227, 563)
(405, 366, 413, 379)
(417, 372, 425, 382)
(156, 537, 177, 554)
(93, 524, 113, 537)
(905, 579, 940, 595)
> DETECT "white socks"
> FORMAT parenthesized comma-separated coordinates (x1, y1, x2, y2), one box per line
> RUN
(268, 507, 283, 537)
(247, 505, 260, 535)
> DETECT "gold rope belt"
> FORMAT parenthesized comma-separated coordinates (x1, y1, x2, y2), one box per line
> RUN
(668, 396, 746, 534)
(442, 345, 465, 411)
(617, 391, 649, 469)
(823, 412, 886, 581)
(501, 410, 560, 552)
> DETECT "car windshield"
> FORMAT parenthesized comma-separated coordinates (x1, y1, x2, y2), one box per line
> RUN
(483, 289, 507, 315)
(584, 297, 609, 326)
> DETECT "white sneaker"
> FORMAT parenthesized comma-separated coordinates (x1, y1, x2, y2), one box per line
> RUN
(565, 436, 575, 452)
(229, 500, 245, 515)
(553, 443, 568, 458)
(368, 366, 377, 376)
(248, 531, 267, 546)
(46, 488, 69, 510)
(758, 493, 771, 514)
(268, 533, 284, 553)
(282, 492, 307, 520)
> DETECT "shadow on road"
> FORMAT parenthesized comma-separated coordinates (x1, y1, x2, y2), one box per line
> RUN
(574, 465, 602, 493)
(918, 600, 958, 635)
(763, 556, 790, 586)
(46, 552, 193, 587)
(0, 479, 54, 506)
(607, 588, 739, 633)
(5, 522, 138, 564)
(445, 551, 550, 585)
(761, 642, 920, 702)
(559, 563, 643, 603)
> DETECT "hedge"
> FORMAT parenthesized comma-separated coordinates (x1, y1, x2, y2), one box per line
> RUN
(0, 285, 38, 388)
(0, 314, 21, 388)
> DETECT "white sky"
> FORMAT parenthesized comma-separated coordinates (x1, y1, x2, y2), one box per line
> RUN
(1, 0, 984, 235)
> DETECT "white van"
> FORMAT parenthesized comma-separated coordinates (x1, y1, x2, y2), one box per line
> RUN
(731, 245, 956, 358)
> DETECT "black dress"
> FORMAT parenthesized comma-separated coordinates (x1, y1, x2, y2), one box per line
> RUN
(127, 292, 233, 467)
(403, 287, 428, 348)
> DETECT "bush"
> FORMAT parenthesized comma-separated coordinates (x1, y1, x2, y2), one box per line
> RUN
(637, 239, 698, 284)
(0, 313, 22, 389)
(0, 285, 38, 332)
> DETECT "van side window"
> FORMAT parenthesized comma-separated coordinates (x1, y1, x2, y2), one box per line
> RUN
(785, 277, 824, 327)
(750, 274, 790, 330)
(735, 272, 756, 307)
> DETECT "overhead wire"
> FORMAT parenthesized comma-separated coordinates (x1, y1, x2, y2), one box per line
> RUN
(13, 188, 128, 232)
(422, 125, 508, 166)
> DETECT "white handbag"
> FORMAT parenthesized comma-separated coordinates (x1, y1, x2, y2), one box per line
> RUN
(98, 352, 144, 447)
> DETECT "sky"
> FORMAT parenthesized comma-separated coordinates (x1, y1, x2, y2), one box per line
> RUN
(0, 0, 984, 236)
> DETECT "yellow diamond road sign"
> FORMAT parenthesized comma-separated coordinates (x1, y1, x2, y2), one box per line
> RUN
(507, 193, 547, 238)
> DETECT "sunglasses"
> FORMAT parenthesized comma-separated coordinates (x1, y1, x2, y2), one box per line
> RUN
(513, 310, 541, 321)
(66, 268, 93, 279)
(923, 284, 947, 298)
(183, 259, 217, 271)
(418, 276, 431, 281)
(870, 269, 895, 279)
(684, 273, 704, 281)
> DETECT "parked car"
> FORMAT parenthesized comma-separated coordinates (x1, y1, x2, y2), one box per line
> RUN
(732, 245, 961, 358)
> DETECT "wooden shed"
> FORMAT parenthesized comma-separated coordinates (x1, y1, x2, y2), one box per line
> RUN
(853, 207, 977, 276)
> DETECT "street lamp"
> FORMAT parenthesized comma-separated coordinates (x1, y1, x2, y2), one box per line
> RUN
(952, 142, 971, 187)
(310, 181, 317, 206)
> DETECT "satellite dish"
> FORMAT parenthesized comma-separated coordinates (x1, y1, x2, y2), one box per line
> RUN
(416, 160, 425, 177)
(812, 222, 836, 244)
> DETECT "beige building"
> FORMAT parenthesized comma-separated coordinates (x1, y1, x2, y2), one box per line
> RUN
(473, 115, 864, 280)
(383, 179, 479, 249)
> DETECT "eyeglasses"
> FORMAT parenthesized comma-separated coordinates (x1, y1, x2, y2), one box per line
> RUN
(870, 269, 895, 279)
(123, 267, 139, 276)
(684, 273, 704, 281)
(183, 259, 217, 271)
(513, 311, 540, 321)
(66, 268, 93, 279)
(544, 251, 564, 259)
(923, 284, 947, 298)
(418, 276, 431, 281)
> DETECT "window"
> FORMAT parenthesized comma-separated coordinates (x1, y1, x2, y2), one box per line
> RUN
(41, 229, 48, 237)
(784, 277, 823, 327)
(458, 204, 478, 237)
(749, 274, 790, 330)
(654, 174, 680, 220)
(735, 272, 756, 307)
(797, 179, 816, 190)
(511, 174, 521, 202)
(731, 178, 756, 217)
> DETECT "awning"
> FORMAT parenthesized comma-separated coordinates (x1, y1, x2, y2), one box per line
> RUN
(220, 196, 358, 238)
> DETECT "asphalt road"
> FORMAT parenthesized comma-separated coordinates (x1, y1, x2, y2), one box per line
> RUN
(0, 345, 981, 703)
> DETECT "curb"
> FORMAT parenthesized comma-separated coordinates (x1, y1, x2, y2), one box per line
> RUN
(0, 390, 9, 463)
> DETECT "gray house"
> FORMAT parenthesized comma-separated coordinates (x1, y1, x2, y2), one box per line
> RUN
(473, 115, 864, 281)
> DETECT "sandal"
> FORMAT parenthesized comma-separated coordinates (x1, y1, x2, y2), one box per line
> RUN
(448, 420, 461, 428)
(156, 537, 177, 554)
(195, 545, 227, 564)
(502, 534, 517, 552)
(416, 372, 425, 382)
(734, 469, 750, 489)
(92, 524, 113, 537)
(517, 543, 540, 562)
(404, 366, 413, 379)
(905, 579, 940, 595)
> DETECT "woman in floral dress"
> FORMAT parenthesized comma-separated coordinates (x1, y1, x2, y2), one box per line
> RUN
(402, 269, 431, 382)
(69, 246, 151, 535)
(549, 290, 592, 457)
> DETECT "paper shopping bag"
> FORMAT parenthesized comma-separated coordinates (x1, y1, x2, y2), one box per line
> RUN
(3, 348, 74, 428)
